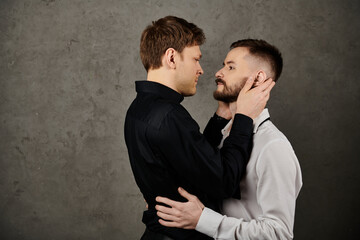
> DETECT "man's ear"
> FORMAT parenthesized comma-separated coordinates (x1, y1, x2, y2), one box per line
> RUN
(253, 70, 267, 87)
(163, 48, 177, 69)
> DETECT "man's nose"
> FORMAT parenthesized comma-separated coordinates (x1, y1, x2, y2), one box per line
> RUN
(215, 69, 223, 78)
(198, 64, 204, 75)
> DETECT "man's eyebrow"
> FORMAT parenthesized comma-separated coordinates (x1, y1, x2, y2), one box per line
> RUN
(223, 60, 235, 66)
(198, 54, 202, 59)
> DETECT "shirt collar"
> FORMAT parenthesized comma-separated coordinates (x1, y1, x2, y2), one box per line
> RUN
(253, 108, 270, 133)
(135, 80, 184, 103)
(221, 108, 270, 136)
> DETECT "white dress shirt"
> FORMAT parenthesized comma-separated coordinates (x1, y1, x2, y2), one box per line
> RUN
(196, 109, 303, 240)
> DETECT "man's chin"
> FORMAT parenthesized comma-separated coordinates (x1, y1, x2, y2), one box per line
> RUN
(213, 94, 229, 103)
(213, 91, 237, 103)
(183, 88, 196, 97)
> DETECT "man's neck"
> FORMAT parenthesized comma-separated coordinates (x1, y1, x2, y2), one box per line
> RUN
(147, 68, 179, 93)
(229, 102, 237, 120)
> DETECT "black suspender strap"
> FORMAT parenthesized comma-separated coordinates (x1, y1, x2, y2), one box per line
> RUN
(258, 117, 270, 129)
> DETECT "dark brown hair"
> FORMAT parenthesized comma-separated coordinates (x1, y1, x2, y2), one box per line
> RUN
(230, 39, 283, 82)
(140, 16, 205, 71)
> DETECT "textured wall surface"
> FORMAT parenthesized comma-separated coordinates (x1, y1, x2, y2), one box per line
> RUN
(0, 0, 359, 239)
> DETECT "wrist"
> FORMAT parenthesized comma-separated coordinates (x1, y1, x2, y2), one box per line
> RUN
(235, 110, 254, 120)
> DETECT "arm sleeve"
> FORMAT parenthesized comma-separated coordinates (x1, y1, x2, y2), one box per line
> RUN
(203, 113, 230, 148)
(150, 107, 253, 200)
(195, 139, 302, 240)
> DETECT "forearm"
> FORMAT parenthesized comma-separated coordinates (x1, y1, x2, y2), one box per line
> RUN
(219, 113, 253, 197)
(203, 113, 230, 148)
(157, 109, 253, 199)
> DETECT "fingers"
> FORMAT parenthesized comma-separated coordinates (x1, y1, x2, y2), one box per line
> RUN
(155, 204, 176, 215)
(157, 210, 178, 222)
(156, 205, 185, 229)
(265, 92, 270, 101)
(177, 187, 194, 201)
(158, 219, 182, 228)
(264, 81, 275, 95)
(258, 81, 274, 103)
(256, 78, 273, 92)
(155, 196, 178, 208)
(240, 76, 255, 93)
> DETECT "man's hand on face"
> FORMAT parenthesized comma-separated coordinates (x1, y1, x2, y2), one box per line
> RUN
(155, 187, 204, 230)
(216, 101, 232, 120)
(236, 77, 275, 119)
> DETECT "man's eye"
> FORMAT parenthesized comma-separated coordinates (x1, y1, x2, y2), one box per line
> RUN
(195, 59, 200, 62)
(229, 66, 234, 70)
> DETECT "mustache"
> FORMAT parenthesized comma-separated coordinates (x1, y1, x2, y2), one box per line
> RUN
(215, 78, 226, 85)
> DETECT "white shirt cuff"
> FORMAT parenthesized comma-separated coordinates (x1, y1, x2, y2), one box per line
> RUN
(195, 207, 224, 237)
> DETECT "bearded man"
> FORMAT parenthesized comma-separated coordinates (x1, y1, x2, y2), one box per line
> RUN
(155, 39, 303, 240)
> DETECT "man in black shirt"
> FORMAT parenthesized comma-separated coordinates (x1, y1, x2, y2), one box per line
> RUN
(124, 16, 274, 240)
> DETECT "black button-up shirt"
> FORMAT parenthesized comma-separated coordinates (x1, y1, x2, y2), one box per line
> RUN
(124, 81, 253, 239)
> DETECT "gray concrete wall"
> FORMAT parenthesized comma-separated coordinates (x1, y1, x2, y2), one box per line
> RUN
(0, 0, 359, 239)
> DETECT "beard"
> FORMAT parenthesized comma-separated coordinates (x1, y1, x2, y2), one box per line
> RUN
(213, 77, 247, 103)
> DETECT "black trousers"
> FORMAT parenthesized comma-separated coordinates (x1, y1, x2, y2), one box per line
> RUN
(140, 228, 175, 240)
